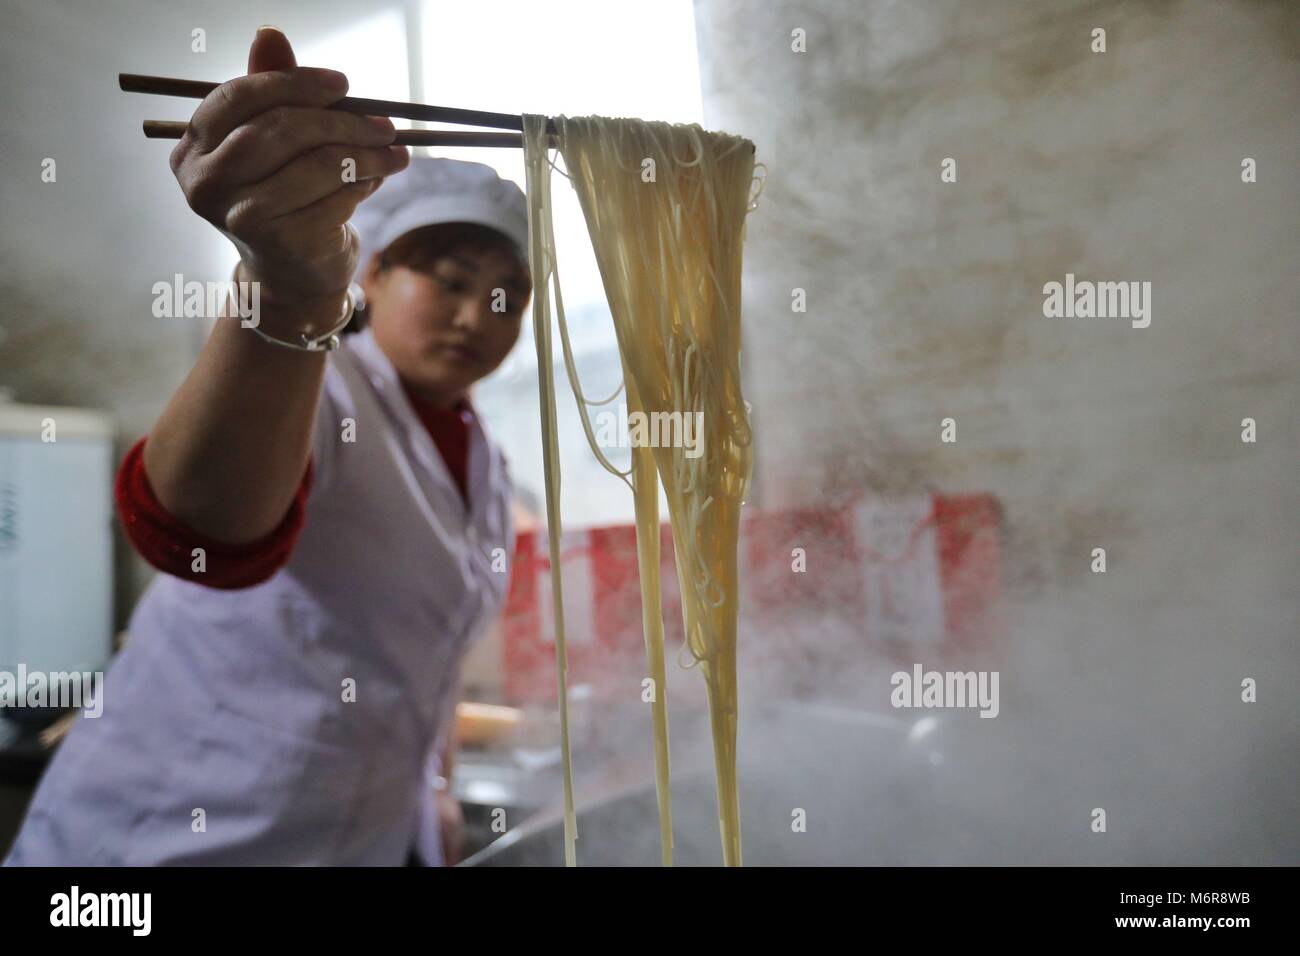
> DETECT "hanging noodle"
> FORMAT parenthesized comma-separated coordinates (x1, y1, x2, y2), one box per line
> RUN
(523, 113, 761, 867)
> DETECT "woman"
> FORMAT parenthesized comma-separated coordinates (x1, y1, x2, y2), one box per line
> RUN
(5, 27, 529, 865)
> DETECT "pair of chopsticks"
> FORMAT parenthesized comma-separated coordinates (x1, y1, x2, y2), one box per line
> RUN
(120, 72, 555, 148)
(121, 73, 755, 154)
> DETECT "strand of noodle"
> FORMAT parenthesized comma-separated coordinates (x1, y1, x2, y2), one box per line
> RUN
(626, 371, 674, 866)
(522, 113, 578, 866)
(541, 142, 634, 486)
(549, 157, 634, 430)
(748, 163, 768, 209)
(545, 150, 571, 180)
(583, 379, 625, 407)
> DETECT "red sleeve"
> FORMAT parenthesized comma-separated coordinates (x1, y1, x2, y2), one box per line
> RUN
(115, 436, 313, 590)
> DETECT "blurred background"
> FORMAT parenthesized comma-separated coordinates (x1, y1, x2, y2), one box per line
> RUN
(0, 0, 1295, 864)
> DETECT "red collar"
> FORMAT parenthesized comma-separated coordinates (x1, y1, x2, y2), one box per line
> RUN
(398, 380, 474, 421)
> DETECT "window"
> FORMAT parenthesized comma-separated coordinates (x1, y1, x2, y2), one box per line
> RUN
(418, 0, 704, 528)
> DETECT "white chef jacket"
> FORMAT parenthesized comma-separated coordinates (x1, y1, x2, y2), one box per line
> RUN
(5, 327, 514, 865)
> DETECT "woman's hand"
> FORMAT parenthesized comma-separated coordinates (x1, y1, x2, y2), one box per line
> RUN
(168, 27, 409, 316)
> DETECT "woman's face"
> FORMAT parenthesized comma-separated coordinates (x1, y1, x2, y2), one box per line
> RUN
(364, 239, 531, 407)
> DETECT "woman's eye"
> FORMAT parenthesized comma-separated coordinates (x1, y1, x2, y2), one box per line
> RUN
(435, 275, 469, 294)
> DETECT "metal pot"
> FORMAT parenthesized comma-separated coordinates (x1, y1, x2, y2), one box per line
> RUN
(462, 703, 945, 866)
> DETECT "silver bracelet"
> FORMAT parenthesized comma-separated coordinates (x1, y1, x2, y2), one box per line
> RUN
(248, 284, 363, 353)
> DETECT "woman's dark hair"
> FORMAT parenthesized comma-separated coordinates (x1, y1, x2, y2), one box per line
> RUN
(345, 221, 528, 333)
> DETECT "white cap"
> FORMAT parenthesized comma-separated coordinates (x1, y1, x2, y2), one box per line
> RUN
(349, 157, 528, 280)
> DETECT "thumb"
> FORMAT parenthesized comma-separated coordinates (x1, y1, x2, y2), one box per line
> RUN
(247, 25, 297, 74)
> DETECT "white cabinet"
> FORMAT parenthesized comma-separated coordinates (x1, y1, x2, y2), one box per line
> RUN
(0, 402, 113, 676)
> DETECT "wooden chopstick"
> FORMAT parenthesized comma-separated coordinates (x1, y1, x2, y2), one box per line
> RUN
(120, 72, 557, 135)
(141, 119, 530, 148)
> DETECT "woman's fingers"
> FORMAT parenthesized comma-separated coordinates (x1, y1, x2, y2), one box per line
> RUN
(280, 172, 393, 244)
(238, 169, 394, 272)
(241, 178, 379, 286)
(227, 144, 409, 226)
(247, 24, 297, 74)
(208, 106, 397, 185)
(186, 67, 353, 149)
(235, 179, 382, 298)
